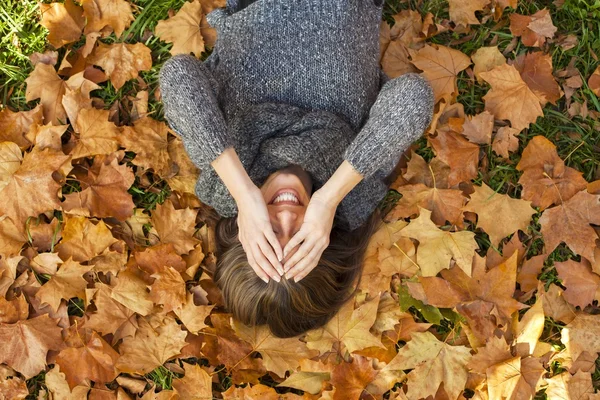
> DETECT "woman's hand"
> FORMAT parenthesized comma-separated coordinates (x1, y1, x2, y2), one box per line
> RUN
(282, 191, 337, 282)
(236, 185, 284, 283)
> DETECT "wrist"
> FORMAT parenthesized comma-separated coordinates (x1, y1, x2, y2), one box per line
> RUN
(317, 160, 364, 206)
(210, 146, 257, 203)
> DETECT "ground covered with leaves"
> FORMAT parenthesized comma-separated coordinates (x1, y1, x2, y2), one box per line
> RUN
(0, 0, 599, 398)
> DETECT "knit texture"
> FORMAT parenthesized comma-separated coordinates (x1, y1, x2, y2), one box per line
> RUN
(158, 0, 434, 231)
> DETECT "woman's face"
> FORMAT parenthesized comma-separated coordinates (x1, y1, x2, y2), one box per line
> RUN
(260, 165, 313, 259)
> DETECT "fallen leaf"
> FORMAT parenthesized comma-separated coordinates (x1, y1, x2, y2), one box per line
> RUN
(81, 0, 135, 38)
(56, 216, 118, 262)
(149, 266, 186, 313)
(25, 64, 68, 125)
(172, 362, 212, 400)
(409, 44, 471, 103)
(88, 42, 152, 90)
(150, 200, 200, 255)
(119, 117, 171, 177)
(36, 258, 92, 313)
(492, 126, 520, 158)
(155, 0, 207, 57)
(545, 370, 596, 399)
(480, 63, 544, 131)
(509, 8, 557, 47)
(448, 0, 490, 27)
(512, 51, 562, 106)
(71, 108, 120, 159)
(430, 126, 480, 186)
(463, 182, 536, 246)
(588, 66, 600, 96)
(39, 0, 85, 48)
(471, 46, 506, 83)
(330, 355, 377, 400)
(555, 259, 600, 309)
(0, 104, 44, 148)
(462, 111, 494, 145)
(400, 208, 478, 276)
(173, 292, 214, 334)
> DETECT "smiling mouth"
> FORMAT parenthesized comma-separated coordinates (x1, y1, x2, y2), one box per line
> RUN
(269, 188, 303, 206)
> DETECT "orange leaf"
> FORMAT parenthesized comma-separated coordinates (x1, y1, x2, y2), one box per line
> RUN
(25, 64, 68, 125)
(88, 42, 152, 90)
(81, 0, 134, 38)
(39, 0, 85, 48)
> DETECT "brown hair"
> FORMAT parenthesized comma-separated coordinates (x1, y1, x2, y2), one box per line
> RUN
(213, 207, 384, 338)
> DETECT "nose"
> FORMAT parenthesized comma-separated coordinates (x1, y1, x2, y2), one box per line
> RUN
(273, 209, 300, 248)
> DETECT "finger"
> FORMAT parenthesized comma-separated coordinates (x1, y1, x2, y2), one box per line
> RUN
(286, 244, 323, 281)
(245, 245, 270, 284)
(264, 227, 283, 262)
(253, 243, 281, 282)
(283, 228, 307, 259)
(283, 238, 315, 272)
(257, 236, 284, 275)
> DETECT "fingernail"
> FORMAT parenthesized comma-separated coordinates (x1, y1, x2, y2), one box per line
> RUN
(262, 276, 269, 283)
(273, 274, 281, 282)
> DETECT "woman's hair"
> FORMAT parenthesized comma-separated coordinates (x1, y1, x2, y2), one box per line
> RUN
(213, 207, 384, 338)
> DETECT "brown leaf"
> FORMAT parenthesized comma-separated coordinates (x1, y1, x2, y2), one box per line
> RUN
(555, 259, 600, 309)
(39, 0, 85, 48)
(430, 126, 480, 186)
(36, 258, 92, 313)
(70, 108, 120, 159)
(492, 126, 520, 158)
(0, 104, 43, 149)
(560, 313, 600, 377)
(86, 283, 138, 342)
(63, 155, 135, 220)
(222, 383, 279, 400)
(330, 355, 377, 400)
(116, 314, 187, 375)
(403, 152, 451, 188)
(0, 142, 22, 192)
(55, 331, 119, 390)
(0, 315, 63, 378)
(471, 46, 506, 83)
(44, 365, 91, 399)
(25, 64, 68, 125)
(379, 11, 424, 78)
(173, 292, 214, 334)
(25, 123, 68, 151)
(150, 200, 200, 255)
(448, 0, 490, 26)
(393, 331, 472, 400)
(88, 42, 152, 90)
(305, 294, 384, 355)
(517, 136, 588, 210)
(588, 66, 600, 96)
(409, 44, 471, 103)
(233, 320, 318, 378)
(56, 216, 118, 262)
(119, 117, 171, 177)
(400, 208, 478, 276)
(486, 356, 545, 400)
(512, 51, 563, 106)
(480, 63, 544, 131)
(541, 283, 576, 324)
(546, 370, 596, 399)
(0, 147, 70, 227)
(539, 190, 600, 264)
(509, 8, 557, 47)
(463, 182, 536, 246)
(462, 111, 494, 145)
(172, 362, 212, 400)
(155, 0, 207, 57)
(149, 266, 186, 313)
(110, 268, 155, 316)
(81, 0, 135, 38)
(165, 137, 200, 194)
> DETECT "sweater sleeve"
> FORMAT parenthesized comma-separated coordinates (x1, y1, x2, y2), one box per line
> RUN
(343, 73, 434, 180)
(158, 54, 233, 168)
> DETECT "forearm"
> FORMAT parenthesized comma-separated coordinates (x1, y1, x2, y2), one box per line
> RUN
(210, 146, 256, 203)
(316, 159, 364, 206)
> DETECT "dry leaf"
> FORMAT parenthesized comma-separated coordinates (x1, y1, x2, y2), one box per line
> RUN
(81, 0, 135, 38)
(155, 0, 207, 57)
(88, 42, 152, 90)
(39, 0, 85, 48)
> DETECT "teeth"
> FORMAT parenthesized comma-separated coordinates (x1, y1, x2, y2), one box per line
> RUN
(273, 192, 299, 204)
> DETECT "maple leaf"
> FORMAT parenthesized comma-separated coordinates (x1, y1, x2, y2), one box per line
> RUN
(462, 111, 494, 145)
(85, 283, 138, 342)
(463, 182, 536, 246)
(222, 383, 279, 400)
(150, 200, 200, 255)
(88, 42, 152, 90)
(149, 266, 186, 313)
(70, 108, 120, 159)
(400, 208, 477, 276)
(516, 136, 588, 211)
(546, 370, 596, 399)
(119, 117, 172, 177)
(541, 284, 577, 325)
(25, 123, 68, 151)
(36, 258, 92, 313)
(62, 155, 135, 221)
(233, 319, 318, 378)
(510, 8, 557, 47)
(81, 0, 135, 37)
(430, 126, 480, 186)
(379, 11, 424, 78)
(155, 0, 207, 57)
(0, 104, 43, 148)
(0, 315, 63, 378)
(480, 63, 544, 131)
(172, 362, 213, 400)
(44, 365, 91, 399)
(116, 314, 187, 374)
(0, 142, 22, 192)
(486, 356, 545, 399)
(589, 66, 600, 96)
(0, 148, 70, 227)
(403, 152, 451, 188)
(539, 190, 600, 264)
(25, 64, 68, 125)
(61, 71, 101, 129)
(471, 46, 506, 83)
(56, 216, 118, 262)
(110, 268, 155, 316)
(492, 126, 520, 158)
(448, 0, 490, 27)
(419, 252, 527, 327)
(512, 51, 563, 106)
(39, 0, 85, 49)
(556, 259, 600, 309)
(278, 370, 330, 395)
(392, 331, 472, 400)
(173, 292, 215, 334)
(305, 294, 384, 355)
(330, 355, 378, 400)
(166, 137, 201, 194)
(55, 331, 119, 390)
(409, 44, 471, 103)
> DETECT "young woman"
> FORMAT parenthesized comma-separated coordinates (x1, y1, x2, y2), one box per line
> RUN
(158, 0, 434, 337)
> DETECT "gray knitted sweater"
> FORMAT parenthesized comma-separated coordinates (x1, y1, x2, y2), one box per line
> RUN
(158, 0, 434, 231)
